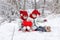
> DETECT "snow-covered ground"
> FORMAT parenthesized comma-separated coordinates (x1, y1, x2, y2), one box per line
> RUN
(0, 0, 60, 40)
(0, 14, 60, 40)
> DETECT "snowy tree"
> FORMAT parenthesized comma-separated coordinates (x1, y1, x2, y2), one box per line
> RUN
(0, 1, 20, 24)
(0, 0, 60, 24)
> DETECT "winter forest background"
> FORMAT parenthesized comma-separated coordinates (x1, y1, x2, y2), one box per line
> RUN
(0, 0, 60, 40)
(0, 0, 60, 23)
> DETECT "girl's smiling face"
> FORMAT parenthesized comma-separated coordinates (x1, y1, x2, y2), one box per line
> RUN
(32, 13, 37, 19)
(23, 16, 28, 20)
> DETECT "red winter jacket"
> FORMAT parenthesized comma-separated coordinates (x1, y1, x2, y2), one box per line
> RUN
(22, 20, 33, 27)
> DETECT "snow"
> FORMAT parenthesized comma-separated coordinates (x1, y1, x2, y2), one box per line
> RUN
(0, 0, 60, 40)
(0, 14, 60, 40)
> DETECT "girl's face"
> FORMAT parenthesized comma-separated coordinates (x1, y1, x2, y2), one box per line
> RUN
(23, 16, 28, 20)
(20, 14, 28, 20)
(32, 13, 37, 19)
(20, 13, 28, 20)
